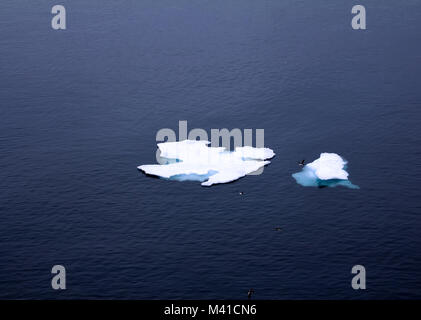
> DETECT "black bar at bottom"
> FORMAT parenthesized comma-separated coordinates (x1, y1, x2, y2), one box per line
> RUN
(1, 300, 420, 318)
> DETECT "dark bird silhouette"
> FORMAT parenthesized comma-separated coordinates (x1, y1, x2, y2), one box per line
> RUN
(274, 227, 282, 232)
(248, 289, 255, 299)
(299, 159, 305, 166)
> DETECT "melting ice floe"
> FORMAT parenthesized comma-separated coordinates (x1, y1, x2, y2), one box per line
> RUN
(292, 153, 359, 189)
(138, 140, 275, 186)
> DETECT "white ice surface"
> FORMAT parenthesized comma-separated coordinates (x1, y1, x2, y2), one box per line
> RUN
(306, 153, 349, 180)
(138, 140, 275, 186)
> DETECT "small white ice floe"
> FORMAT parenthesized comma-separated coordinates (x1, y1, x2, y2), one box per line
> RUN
(292, 153, 359, 189)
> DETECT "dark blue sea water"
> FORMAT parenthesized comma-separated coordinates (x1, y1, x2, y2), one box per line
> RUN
(1, 1, 421, 299)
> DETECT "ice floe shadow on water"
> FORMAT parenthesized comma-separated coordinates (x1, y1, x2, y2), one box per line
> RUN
(138, 140, 275, 186)
(292, 153, 359, 189)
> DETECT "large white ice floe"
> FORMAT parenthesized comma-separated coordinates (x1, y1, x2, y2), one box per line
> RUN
(292, 153, 359, 189)
(138, 140, 275, 186)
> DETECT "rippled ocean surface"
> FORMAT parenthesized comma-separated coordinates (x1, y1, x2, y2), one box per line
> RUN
(1, 1, 421, 299)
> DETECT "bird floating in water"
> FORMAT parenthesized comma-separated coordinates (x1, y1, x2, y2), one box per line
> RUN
(274, 227, 282, 231)
(247, 288, 255, 299)
(239, 192, 244, 195)
(298, 159, 305, 166)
